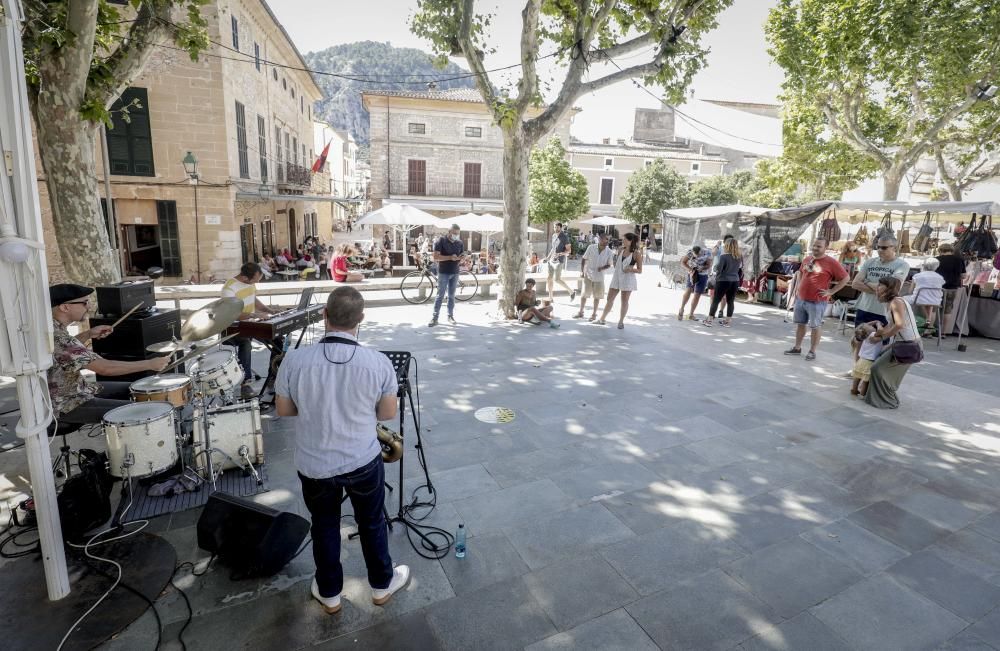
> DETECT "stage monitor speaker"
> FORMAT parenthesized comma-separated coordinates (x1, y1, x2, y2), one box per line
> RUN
(91, 308, 181, 359)
(96, 280, 155, 316)
(197, 492, 310, 579)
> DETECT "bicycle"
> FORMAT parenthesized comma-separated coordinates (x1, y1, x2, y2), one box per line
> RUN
(400, 259, 479, 304)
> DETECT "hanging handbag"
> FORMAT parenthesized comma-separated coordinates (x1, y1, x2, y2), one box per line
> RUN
(957, 214, 978, 256)
(875, 211, 895, 242)
(890, 301, 924, 364)
(898, 228, 911, 253)
(853, 211, 869, 245)
(978, 215, 998, 259)
(911, 211, 933, 253)
(819, 209, 842, 243)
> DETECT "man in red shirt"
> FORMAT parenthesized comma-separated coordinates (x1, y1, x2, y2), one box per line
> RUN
(784, 238, 850, 361)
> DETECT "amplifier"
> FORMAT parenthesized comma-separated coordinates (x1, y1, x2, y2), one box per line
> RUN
(91, 308, 181, 359)
(96, 280, 155, 316)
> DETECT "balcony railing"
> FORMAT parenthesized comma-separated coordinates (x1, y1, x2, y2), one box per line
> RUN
(389, 179, 504, 200)
(277, 162, 311, 188)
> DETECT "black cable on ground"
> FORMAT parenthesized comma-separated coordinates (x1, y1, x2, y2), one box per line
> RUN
(171, 556, 215, 651)
(76, 554, 164, 651)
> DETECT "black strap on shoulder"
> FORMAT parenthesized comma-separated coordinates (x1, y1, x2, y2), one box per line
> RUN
(320, 335, 359, 347)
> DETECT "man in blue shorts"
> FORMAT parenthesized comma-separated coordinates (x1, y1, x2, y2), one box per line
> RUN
(783, 238, 849, 361)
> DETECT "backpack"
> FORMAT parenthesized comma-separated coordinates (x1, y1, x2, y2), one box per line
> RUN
(912, 212, 933, 253)
(819, 209, 841, 243)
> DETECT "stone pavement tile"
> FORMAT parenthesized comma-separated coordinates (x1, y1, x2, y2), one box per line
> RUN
(505, 503, 635, 570)
(932, 530, 1000, 586)
(704, 406, 778, 432)
(523, 608, 659, 651)
(438, 532, 530, 596)
(768, 476, 871, 524)
(783, 416, 854, 440)
(812, 574, 967, 651)
(635, 445, 713, 484)
(315, 610, 443, 651)
(737, 612, 852, 651)
(969, 608, 1000, 648)
(801, 518, 910, 576)
(547, 460, 661, 504)
(723, 426, 794, 457)
(523, 553, 639, 630)
(588, 423, 692, 458)
(832, 458, 929, 504)
(848, 501, 951, 552)
(706, 390, 772, 409)
(706, 451, 818, 499)
(683, 436, 757, 467)
(723, 537, 863, 618)
(482, 445, 598, 489)
(818, 406, 876, 429)
(600, 478, 739, 536)
(425, 464, 501, 503)
(625, 569, 781, 651)
(424, 577, 558, 651)
(845, 420, 930, 447)
(938, 630, 999, 651)
(601, 519, 745, 596)
(730, 492, 828, 553)
(784, 434, 885, 477)
(974, 512, 1000, 543)
(452, 479, 575, 535)
(891, 485, 989, 532)
(668, 414, 737, 442)
(417, 433, 537, 476)
(886, 550, 1000, 622)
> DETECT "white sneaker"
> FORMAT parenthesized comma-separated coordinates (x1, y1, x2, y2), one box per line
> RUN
(372, 565, 411, 606)
(311, 578, 341, 614)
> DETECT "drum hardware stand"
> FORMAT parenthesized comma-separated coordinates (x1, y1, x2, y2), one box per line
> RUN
(238, 445, 263, 486)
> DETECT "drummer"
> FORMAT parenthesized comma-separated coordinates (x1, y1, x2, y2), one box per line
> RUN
(221, 262, 280, 398)
(49, 284, 170, 426)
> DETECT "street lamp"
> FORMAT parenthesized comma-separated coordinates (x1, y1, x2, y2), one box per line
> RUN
(182, 151, 202, 283)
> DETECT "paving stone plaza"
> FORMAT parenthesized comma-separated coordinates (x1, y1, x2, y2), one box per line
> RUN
(3, 267, 1000, 651)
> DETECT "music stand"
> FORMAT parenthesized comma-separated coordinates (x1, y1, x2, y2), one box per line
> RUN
(379, 351, 436, 545)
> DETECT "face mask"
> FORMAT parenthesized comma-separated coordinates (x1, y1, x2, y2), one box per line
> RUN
(449, 234, 459, 242)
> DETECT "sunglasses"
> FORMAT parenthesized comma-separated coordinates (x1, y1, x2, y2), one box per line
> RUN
(877, 245, 893, 250)
(67, 300, 91, 306)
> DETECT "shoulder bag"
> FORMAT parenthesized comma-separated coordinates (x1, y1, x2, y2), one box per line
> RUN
(875, 211, 895, 242)
(853, 211, 869, 246)
(957, 214, 978, 256)
(911, 211, 933, 253)
(890, 299, 924, 364)
(819, 209, 842, 243)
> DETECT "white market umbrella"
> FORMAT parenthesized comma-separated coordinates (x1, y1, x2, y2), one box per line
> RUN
(0, 0, 70, 599)
(451, 213, 541, 253)
(357, 203, 445, 256)
(580, 216, 633, 226)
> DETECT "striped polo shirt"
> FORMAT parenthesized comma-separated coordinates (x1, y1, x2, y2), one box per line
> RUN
(221, 277, 256, 315)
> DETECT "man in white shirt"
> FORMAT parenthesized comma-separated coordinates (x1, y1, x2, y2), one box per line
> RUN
(575, 232, 614, 320)
(275, 286, 410, 614)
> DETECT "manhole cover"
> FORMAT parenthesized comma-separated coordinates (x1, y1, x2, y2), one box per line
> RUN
(474, 407, 515, 424)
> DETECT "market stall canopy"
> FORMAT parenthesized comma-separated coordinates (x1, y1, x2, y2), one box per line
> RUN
(450, 212, 542, 233)
(356, 203, 445, 227)
(663, 204, 772, 219)
(579, 216, 633, 226)
(828, 200, 1000, 215)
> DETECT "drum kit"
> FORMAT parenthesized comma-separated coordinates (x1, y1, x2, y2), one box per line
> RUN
(99, 298, 264, 490)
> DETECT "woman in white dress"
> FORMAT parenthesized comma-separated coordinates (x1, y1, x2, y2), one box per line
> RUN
(598, 232, 643, 329)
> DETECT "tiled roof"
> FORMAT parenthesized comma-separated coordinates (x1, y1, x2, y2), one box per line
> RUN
(568, 141, 727, 162)
(361, 88, 486, 103)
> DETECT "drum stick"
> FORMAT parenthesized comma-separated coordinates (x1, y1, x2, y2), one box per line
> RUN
(108, 302, 144, 329)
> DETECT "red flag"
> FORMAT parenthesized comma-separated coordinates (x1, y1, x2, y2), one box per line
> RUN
(311, 140, 331, 173)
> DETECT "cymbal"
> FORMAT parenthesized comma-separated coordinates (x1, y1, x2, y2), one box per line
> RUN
(163, 333, 238, 373)
(146, 341, 189, 354)
(180, 298, 244, 342)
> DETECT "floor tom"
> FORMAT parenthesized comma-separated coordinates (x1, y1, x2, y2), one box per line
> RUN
(102, 402, 178, 479)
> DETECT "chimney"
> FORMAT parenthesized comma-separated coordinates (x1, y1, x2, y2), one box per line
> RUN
(617, 138, 626, 145)
(602, 137, 611, 145)
(699, 144, 705, 155)
(633, 107, 675, 143)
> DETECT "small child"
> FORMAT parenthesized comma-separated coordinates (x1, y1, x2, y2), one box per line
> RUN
(851, 323, 883, 396)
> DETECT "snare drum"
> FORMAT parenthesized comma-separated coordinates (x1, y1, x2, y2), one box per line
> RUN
(188, 349, 243, 395)
(193, 399, 264, 473)
(102, 402, 178, 478)
(130, 374, 192, 408)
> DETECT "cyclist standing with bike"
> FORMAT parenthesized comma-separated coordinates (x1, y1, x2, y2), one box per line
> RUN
(429, 223, 465, 327)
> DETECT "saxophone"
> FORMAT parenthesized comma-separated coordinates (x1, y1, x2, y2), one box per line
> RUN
(376, 423, 404, 463)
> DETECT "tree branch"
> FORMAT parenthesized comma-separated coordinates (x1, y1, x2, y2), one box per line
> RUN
(62, 0, 100, 100)
(513, 0, 542, 114)
(820, 96, 890, 167)
(101, 2, 175, 106)
(593, 32, 658, 59)
(457, 0, 501, 121)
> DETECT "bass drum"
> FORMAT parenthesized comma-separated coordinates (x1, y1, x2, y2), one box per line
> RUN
(193, 399, 264, 474)
(102, 402, 178, 479)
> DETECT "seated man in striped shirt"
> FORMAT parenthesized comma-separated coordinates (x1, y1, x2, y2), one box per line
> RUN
(222, 262, 278, 398)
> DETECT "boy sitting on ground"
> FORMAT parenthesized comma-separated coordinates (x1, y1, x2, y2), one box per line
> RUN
(515, 279, 559, 328)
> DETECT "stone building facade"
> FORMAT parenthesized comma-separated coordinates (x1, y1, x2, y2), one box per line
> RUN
(362, 89, 573, 220)
(39, 0, 323, 284)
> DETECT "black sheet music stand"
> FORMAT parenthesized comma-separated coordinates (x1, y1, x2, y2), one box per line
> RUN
(379, 351, 436, 545)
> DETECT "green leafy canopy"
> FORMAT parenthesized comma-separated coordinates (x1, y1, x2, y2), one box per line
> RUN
(529, 138, 589, 224)
(619, 159, 689, 224)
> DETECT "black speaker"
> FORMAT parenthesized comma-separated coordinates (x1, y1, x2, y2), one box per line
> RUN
(95, 280, 155, 316)
(197, 492, 310, 579)
(91, 308, 181, 359)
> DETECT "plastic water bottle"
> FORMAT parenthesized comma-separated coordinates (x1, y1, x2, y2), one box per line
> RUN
(455, 524, 466, 559)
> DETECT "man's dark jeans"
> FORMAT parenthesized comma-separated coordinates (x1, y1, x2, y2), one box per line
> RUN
(299, 455, 393, 597)
(60, 381, 132, 426)
(226, 337, 254, 382)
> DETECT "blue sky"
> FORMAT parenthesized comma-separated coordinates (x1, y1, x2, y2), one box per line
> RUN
(271, 0, 784, 146)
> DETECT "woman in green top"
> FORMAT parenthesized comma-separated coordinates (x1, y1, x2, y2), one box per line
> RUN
(839, 242, 861, 277)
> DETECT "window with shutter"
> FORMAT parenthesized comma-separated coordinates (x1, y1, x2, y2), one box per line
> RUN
(231, 16, 239, 50)
(106, 88, 155, 177)
(292, 136, 298, 165)
(599, 178, 614, 204)
(463, 162, 482, 198)
(156, 201, 181, 276)
(407, 160, 426, 195)
(235, 101, 249, 178)
(257, 115, 267, 181)
(254, 43, 260, 71)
